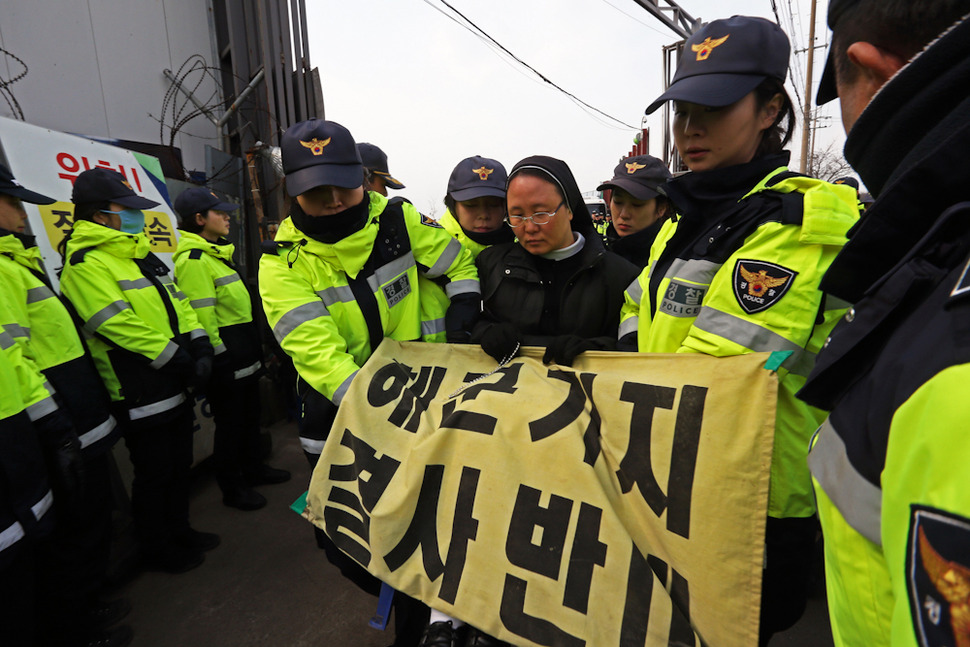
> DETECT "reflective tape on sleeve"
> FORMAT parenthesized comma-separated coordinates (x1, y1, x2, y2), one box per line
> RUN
(425, 239, 461, 279)
(373, 254, 416, 286)
(188, 328, 207, 341)
(422, 318, 446, 336)
(26, 394, 58, 422)
(117, 277, 152, 291)
(808, 418, 883, 546)
(272, 301, 329, 343)
(149, 340, 181, 369)
(214, 274, 241, 287)
(0, 329, 14, 350)
(25, 285, 55, 304)
(625, 278, 643, 305)
(78, 415, 117, 449)
(84, 301, 131, 332)
(300, 436, 325, 455)
(665, 258, 723, 285)
(190, 297, 217, 308)
(618, 317, 639, 339)
(2, 323, 30, 340)
(213, 343, 228, 355)
(332, 370, 357, 406)
(316, 285, 356, 308)
(445, 279, 480, 298)
(32, 490, 53, 522)
(0, 520, 25, 553)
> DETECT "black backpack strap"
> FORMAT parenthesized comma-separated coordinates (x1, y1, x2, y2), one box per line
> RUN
(134, 253, 181, 338)
(69, 246, 96, 266)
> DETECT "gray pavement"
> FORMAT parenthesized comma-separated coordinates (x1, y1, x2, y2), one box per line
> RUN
(115, 419, 834, 647)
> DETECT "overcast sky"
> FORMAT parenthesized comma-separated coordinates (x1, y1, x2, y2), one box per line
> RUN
(305, 0, 842, 216)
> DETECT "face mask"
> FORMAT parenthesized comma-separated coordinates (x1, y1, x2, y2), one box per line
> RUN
(102, 208, 146, 234)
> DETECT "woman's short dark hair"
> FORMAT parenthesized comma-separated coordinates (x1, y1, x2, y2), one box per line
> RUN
(443, 194, 457, 215)
(753, 78, 795, 158)
(178, 211, 205, 234)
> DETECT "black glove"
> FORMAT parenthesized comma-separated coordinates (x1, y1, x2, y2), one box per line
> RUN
(189, 335, 215, 361)
(192, 355, 213, 392)
(445, 292, 482, 343)
(479, 323, 522, 363)
(542, 335, 596, 366)
(616, 332, 639, 352)
(159, 346, 196, 384)
(35, 408, 85, 509)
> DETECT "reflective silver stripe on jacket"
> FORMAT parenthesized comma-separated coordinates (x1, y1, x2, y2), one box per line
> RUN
(316, 284, 356, 308)
(190, 297, 217, 308)
(117, 277, 153, 290)
(300, 437, 325, 455)
(27, 393, 58, 421)
(0, 329, 14, 349)
(618, 317, 638, 339)
(85, 301, 131, 332)
(808, 418, 883, 546)
(332, 370, 357, 406)
(272, 301, 329, 343)
(422, 318, 446, 336)
(189, 328, 207, 341)
(367, 253, 416, 292)
(234, 360, 261, 380)
(665, 258, 723, 285)
(78, 415, 117, 448)
(445, 279, 480, 298)
(2, 323, 30, 340)
(150, 340, 180, 369)
(625, 277, 643, 305)
(426, 238, 461, 279)
(0, 520, 25, 553)
(32, 490, 53, 521)
(26, 285, 55, 304)
(213, 273, 241, 287)
(692, 308, 817, 377)
(128, 392, 187, 421)
(213, 343, 228, 355)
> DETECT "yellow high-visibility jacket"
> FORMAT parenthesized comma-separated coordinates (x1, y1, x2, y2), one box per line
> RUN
(60, 220, 207, 424)
(620, 167, 860, 518)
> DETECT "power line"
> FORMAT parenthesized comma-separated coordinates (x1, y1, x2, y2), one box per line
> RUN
(597, 0, 671, 38)
(424, 0, 638, 130)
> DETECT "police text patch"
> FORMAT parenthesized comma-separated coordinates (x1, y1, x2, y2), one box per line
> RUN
(659, 280, 706, 318)
(732, 260, 796, 314)
(907, 505, 970, 647)
(382, 274, 411, 308)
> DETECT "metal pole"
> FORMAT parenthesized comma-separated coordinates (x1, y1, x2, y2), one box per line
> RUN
(800, 0, 818, 173)
(217, 69, 266, 128)
(163, 69, 220, 127)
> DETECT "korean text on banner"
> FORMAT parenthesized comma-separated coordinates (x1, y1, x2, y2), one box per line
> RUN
(305, 341, 777, 647)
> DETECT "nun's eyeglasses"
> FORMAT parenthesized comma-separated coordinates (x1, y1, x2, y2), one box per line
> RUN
(505, 200, 564, 227)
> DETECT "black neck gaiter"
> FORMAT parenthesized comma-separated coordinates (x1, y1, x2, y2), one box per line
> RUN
(462, 224, 514, 247)
(290, 193, 370, 243)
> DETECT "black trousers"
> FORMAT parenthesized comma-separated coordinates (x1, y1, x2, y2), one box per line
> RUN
(759, 515, 818, 646)
(35, 451, 114, 643)
(206, 374, 262, 494)
(122, 402, 194, 556)
(0, 539, 36, 646)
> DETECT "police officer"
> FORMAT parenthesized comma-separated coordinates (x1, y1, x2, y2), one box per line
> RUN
(173, 187, 290, 512)
(357, 142, 406, 197)
(59, 168, 217, 574)
(618, 16, 860, 645)
(0, 326, 56, 647)
(799, 2, 970, 645)
(597, 154, 672, 268)
(259, 119, 480, 646)
(0, 165, 131, 645)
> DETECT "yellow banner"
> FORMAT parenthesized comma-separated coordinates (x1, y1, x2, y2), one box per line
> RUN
(36, 202, 178, 254)
(305, 341, 777, 647)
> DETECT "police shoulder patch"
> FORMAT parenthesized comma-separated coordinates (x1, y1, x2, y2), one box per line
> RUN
(732, 260, 796, 314)
(420, 214, 443, 229)
(907, 505, 970, 647)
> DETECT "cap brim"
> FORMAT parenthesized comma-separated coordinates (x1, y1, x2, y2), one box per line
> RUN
(114, 194, 160, 209)
(210, 200, 240, 212)
(450, 186, 506, 202)
(596, 179, 660, 201)
(286, 163, 364, 196)
(375, 172, 405, 190)
(645, 73, 766, 114)
(816, 47, 838, 105)
(2, 185, 56, 205)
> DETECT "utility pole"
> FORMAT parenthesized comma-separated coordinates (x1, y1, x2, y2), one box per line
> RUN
(800, 0, 818, 173)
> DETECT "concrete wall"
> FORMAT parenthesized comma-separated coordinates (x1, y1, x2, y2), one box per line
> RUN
(0, 0, 221, 175)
